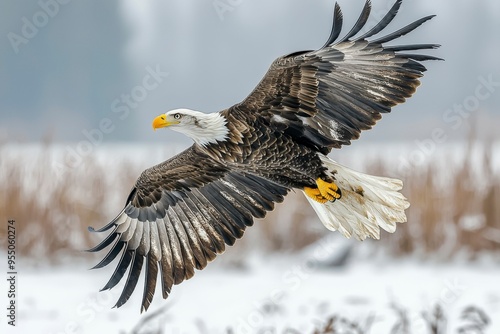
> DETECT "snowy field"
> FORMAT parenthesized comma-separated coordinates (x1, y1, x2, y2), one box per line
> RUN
(2, 142, 500, 333)
(1, 247, 500, 334)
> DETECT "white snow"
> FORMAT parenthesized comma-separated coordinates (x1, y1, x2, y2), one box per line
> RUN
(1, 251, 500, 334)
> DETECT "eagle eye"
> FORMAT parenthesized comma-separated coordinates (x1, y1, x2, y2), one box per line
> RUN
(174, 113, 182, 120)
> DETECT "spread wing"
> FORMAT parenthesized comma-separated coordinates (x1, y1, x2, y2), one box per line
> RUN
(227, 0, 441, 154)
(88, 145, 288, 312)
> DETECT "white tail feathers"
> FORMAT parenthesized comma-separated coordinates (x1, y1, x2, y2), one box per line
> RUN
(305, 156, 410, 240)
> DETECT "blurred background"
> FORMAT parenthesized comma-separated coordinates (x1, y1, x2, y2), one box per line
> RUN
(1, 0, 499, 333)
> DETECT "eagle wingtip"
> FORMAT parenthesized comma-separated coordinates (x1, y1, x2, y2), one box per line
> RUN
(88, 222, 117, 233)
(321, 2, 344, 48)
(85, 245, 99, 253)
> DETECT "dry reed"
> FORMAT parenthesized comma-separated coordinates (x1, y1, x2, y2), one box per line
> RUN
(1, 136, 499, 262)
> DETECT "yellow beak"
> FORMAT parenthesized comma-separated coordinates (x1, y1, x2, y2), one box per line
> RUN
(152, 114, 169, 131)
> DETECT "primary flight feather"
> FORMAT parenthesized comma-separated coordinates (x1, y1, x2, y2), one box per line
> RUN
(89, 0, 440, 312)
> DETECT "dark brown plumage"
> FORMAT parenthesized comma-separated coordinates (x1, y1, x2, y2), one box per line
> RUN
(89, 0, 440, 312)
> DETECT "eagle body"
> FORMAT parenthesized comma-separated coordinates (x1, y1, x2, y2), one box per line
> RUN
(89, 0, 440, 312)
(205, 111, 329, 190)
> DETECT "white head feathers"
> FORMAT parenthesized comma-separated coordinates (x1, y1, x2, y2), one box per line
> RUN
(163, 108, 229, 146)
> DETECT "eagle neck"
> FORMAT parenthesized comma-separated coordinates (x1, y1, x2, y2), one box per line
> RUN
(191, 112, 230, 146)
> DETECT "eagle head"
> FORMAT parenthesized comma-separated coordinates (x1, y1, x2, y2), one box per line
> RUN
(152, 108, 229, 146)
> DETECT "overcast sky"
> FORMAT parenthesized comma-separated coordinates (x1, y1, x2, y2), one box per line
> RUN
(1, 0, 499, 146)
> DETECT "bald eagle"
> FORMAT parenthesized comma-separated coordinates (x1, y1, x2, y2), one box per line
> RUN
(89, 0, 440, 312)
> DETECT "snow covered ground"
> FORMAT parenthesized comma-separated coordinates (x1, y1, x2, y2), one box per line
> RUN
(1, 245, 500, 334)
(2, 142, 500, 333)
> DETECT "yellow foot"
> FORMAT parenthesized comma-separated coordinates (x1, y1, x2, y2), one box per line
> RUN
(316, 178, 342, 201)
(304, 178, 342, 204)
(304, 186, 328, 204)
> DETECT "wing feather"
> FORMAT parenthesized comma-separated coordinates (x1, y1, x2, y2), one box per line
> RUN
(355, 0, 403, 41)
(184, 193, 226, 254)
(91, 240, 125, 269)
(101, 249, 133, 291)
(87, 226, 120, 252)
(371, 15, 436, 44)
(137, 220, 150, 256)
(227, 0, 440, 153)
(385, 44, 440, 52)
(321, 3, 343, 48)
(174, 202, 207, 270)
(114, 251, 143, 308)
(190, 188, 239, 246)
(127, 219, 143, 250)
(178, 202, 210, 252)
(120, 218, 137, 242)
(164, 208, 188, 284)
(89, 146, 288, 311)
(339, 0, 371, 42)
(142, 254, 158, 312)
(156, 218, 174, 298)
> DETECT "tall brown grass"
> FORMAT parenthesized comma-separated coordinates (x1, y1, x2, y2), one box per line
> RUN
(0, 137, 498, 262)
(375, 139, 500, 259)
(0, 141, 138, 262)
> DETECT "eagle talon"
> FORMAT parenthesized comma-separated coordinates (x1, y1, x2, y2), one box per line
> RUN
(304, 179, 342, 204)
(316, 178, 342, 201)
(304, 186, 329, 204)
